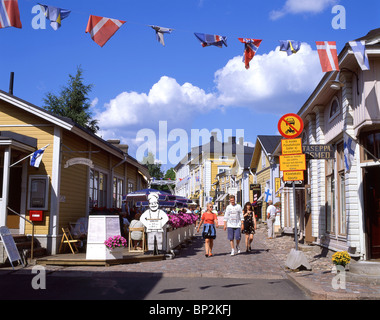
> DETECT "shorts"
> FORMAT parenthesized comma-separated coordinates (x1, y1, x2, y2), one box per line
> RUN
(227, 227, 241, 241)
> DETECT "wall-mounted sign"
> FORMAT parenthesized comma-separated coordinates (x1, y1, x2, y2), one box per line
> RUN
(278, 113, 304, 139)
(64, 157, 94, 169)
(302, 144, 334, 159)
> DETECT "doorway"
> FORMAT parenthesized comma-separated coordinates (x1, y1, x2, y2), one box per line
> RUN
(363, 166, 380, 259)
(6, 166, 23, 229)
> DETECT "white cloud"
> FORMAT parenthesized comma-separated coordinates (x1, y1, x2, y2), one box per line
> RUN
(214, 42, 323, 113)
(95, 43, 323, 163)
(270, 0, 339, 20)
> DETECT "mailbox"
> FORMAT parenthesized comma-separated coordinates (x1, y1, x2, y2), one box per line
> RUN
(29, 210, 43, 222)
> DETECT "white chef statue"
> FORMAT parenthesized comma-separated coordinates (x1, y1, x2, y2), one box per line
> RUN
(140, 192, 168, 252)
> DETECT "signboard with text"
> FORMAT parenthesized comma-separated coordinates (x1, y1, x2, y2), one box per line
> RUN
(280, 154, 306, 171)
(281, 138, 302, 155)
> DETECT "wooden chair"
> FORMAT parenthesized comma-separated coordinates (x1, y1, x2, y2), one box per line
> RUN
(59, 227, 79, 254)
(128, 227, 146, 253)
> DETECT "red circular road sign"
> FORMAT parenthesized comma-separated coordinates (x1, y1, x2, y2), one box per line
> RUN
(278, 113, 304, 139)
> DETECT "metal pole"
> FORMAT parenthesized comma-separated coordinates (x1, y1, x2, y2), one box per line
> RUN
(293, 181, 298, 251)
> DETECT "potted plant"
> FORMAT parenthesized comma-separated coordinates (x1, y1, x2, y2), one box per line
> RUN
(104, 235, 127, 259)
(332, 251, 351, 272)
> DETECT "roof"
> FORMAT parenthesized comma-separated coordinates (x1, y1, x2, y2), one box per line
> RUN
(257, 135, 282, 154)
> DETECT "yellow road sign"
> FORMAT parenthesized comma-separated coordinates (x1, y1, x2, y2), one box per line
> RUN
(283, 171, 304, 182)
(279, 154, 306, 171)
(281, 138, 302, 155)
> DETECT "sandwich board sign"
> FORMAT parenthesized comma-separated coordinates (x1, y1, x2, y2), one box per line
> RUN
(0, 226, 24, 269)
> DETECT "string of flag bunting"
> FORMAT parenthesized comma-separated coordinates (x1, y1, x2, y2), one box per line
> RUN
(0, 1, 371, 72)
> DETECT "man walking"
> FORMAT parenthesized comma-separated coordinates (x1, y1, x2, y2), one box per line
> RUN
(266, 200, 277, 239)
(224, 195, 244, 255)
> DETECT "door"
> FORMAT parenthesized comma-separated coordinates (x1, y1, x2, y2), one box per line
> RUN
(363, 166, 380, 259)
(6, 166, 22, 229)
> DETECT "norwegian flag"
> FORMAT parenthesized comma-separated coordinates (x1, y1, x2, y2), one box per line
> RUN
(194, 32, 227, 48)
(0, 0, 22, 29)
(316, 41, 339, 72)
(238, 38, 262, 69)
(85, 15, 126, 47)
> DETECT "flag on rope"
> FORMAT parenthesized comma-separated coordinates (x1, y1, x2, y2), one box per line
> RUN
(194, 32, 227, 48)
(279, 40, 301, 56)
(150, 25, 173, 46)
(30, 145, 49, 168)
(316, 41, 339, 72)
(39, 4, 71, 31)
(349, 40, 370, 71)
(85, 15, 126, 47)
(238, 38, 262, 69)
(0, 0, 22, 29)
(343, 133, 356, 173)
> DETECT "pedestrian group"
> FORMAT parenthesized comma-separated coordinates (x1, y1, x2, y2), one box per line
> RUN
(198, 195, 276, 257)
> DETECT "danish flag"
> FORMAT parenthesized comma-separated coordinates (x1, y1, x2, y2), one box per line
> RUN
(238, 38, 262, 69)
(0, 0, 22, 29)
(316, 41, 339, 72)
(85, 15, 126, 47)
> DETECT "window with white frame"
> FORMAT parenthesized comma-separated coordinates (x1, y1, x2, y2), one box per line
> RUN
(89, 169, 108, 209)
(329, 96, 340, 120)
(325, 159, 335, 234)
(113, 176, 124, 209)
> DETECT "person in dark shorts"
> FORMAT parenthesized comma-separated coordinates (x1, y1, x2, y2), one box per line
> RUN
(242, 202, 257, 252)
(197, 202, 217, 257)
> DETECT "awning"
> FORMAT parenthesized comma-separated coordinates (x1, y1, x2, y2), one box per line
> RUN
(216, 193, 228, 202)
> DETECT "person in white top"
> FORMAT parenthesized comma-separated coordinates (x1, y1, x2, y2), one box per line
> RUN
(223, 195, 244, 255)
(266, 200, 277, 239)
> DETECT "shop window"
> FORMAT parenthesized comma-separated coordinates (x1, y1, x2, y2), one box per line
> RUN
(27, 175, 49, 210)
(361, 130, 380, 161)
(128, 181, 134, 194)
(113, 177, 124, 209)
(89, 169, 107, 209)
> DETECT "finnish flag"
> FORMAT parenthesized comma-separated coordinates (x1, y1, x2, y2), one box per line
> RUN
(30, 145, 48, 168)
(343, 133, 356, 172)
(264, 188, 273, 203)
(349, 41, 370, 71)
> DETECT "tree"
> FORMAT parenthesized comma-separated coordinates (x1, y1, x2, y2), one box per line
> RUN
(141, 151, 164, 180)
(43, 66, 99, 133)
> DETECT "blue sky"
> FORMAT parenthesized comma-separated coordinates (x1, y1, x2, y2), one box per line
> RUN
(1, 0, 380, 171)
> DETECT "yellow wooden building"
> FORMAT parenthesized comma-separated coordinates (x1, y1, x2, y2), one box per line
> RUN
(250, 135, 282, 220)
(0, 89, 149, 255)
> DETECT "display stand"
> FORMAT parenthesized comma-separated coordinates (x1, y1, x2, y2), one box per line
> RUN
(86, 215, 122, 260)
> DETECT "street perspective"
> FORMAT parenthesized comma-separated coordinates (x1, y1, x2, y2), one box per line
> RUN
(2, 0, 380, 311)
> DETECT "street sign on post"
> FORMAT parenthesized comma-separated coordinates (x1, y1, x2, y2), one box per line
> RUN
(279, 154, 306, 171)
(278, 113, 304, 139)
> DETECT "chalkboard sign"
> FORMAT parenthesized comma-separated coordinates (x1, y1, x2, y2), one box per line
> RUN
(0, 226, 23, 269)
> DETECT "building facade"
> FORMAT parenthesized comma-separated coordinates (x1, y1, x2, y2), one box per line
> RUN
(0, 89, 149, 256)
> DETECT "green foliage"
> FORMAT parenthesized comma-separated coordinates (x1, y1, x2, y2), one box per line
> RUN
(43, 66, 99, 133)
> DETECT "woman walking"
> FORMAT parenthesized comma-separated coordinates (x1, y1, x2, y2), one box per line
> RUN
(197, 202, 217, 257)
(242, 202, 257, 252)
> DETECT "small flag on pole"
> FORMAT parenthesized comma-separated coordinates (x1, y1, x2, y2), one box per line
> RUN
(343, 133, 356, 172)
(264, 188, 273, 203)
(349, 40, 370, 71)
(316, 41, 339, 72)
(30, 145, 49, 168)
(0, 0, 22, 29)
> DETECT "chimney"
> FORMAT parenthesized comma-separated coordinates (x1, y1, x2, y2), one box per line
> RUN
(210, 131, 218, 142)
(239, 137, 244, 145)
(9, 72, 14, 95)
(107, 139, 128, 154)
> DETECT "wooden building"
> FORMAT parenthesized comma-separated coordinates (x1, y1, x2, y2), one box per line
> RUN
(0, 89, 149, 256)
